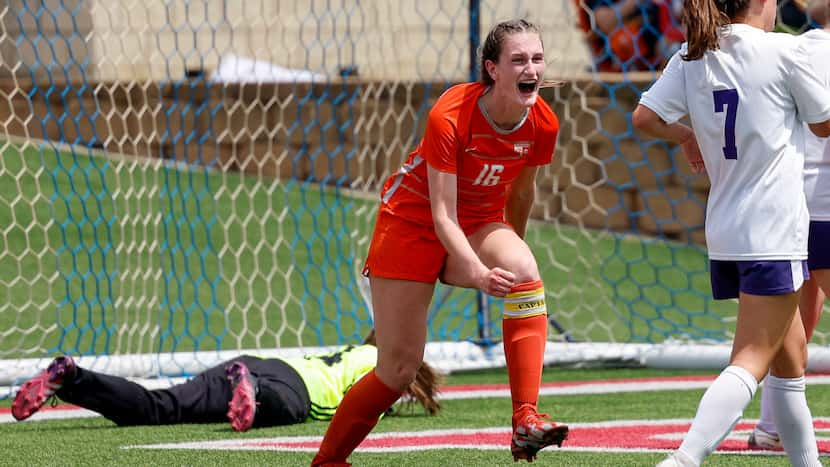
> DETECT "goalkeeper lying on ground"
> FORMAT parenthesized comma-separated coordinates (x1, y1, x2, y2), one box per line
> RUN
(11, 330, 442, 431)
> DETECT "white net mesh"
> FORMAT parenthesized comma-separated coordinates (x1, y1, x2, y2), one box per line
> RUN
(1, 0, 827, 385)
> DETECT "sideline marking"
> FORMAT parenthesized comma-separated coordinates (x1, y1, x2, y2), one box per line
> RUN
(5, 374, 830, 423)
(0, 405, 98, 424)
(441, 374, 830, 399)
(122, 418, 830, 455)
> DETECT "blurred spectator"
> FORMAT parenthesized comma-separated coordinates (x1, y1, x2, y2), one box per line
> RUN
(777, 0, 812, 32)
(656, 0, 685, 56)
(807, 0, 829, 25)
(575, 0, 684, 72)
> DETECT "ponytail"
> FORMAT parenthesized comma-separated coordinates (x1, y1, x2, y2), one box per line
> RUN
(399, 361, 443, 416)
(682, 0, 750, 61)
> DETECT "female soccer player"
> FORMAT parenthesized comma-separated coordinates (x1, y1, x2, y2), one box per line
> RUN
(631, 0, 830, 464)
(312, 19, 567, 466)
(750, 7, 830, 450)
(11, 331, 442, 431)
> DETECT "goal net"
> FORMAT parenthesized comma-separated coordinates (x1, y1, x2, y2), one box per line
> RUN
(2, 0, 828, 391)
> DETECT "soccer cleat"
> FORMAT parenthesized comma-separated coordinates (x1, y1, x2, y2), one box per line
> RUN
(12, 355, 76, 421)
(511, 411, 569, 462)
(747, 425, 782, 450)
(226, 361, 258, 432)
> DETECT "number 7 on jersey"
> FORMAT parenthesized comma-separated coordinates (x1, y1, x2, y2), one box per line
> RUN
(713, 89, 739, 160)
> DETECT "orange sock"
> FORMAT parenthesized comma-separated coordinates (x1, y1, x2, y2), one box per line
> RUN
(502, 280, 547, 416)
(311, 370, 401, 466)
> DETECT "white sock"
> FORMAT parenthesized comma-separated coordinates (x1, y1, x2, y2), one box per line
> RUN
(766, 374, 822, 467)
(677, 365, 757, 466)
(757, 371, 778, 435)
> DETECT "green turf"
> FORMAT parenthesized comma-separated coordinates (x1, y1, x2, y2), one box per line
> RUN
(1, 143, 828, 359)
(0, 367, 814, 466)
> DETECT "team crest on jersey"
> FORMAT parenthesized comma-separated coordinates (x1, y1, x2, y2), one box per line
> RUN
(513, 142, 530, 156)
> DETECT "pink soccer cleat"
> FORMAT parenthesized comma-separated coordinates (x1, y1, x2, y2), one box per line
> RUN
(226, 361, 258, 432)
(12, 355, 76, 421)
(511, 410, 569, 462)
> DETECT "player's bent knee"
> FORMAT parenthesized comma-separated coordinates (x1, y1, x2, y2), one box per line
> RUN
(494, 255, 539, 285)
(375, 357, 422, 391)
(770, 340, 808, 378)
(514, 266, 541, 285)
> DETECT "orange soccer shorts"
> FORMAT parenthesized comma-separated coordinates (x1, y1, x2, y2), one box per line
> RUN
(362, 206, 447, 283)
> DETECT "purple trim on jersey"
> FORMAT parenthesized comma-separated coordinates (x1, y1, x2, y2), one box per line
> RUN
(709, 260, 810, 300)
(808, 221, 830, 271)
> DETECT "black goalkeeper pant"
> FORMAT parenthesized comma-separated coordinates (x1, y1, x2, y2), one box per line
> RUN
(55, 355, 311, 427)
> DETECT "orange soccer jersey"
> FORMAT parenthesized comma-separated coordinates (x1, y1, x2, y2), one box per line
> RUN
(379, 82, 559, 232)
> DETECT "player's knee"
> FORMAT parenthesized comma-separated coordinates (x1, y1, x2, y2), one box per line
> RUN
(376, 354, 422, 392)
(770, 335, 808, 377)
(501, 255, 539, 285)
(514, 266, 540, 285)
(380, 366, 419, 393)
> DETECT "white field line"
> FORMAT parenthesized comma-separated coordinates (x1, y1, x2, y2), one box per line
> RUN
(439, 374, 830, 399)
(5, 375, 830, 424)
(119, 419, 830, 455)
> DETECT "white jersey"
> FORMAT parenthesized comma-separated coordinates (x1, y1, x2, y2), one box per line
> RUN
(640, 24, 830, 261)
(801, 29, 830, 221)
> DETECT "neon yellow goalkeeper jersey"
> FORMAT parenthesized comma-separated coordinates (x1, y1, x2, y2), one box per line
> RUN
(282, 344, 377, 421)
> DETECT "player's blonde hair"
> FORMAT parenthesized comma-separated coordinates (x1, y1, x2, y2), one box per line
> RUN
(682, 0, 751, 61)
(363, 329, 443, 416)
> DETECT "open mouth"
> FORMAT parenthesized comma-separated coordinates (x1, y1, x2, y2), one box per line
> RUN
(517, 80, 537, 94)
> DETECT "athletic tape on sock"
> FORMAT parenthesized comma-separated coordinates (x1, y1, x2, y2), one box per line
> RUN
(503, 281, 546, 319)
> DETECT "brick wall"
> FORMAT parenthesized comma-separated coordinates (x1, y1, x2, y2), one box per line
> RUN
(0, 1, 591, 83)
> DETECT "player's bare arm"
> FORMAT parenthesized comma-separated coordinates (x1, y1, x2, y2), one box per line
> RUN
(808, 120, 830, 138)
(632, 105, 705, 173)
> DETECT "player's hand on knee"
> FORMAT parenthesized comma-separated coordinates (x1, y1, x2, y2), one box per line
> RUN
(479, 266, 515, 297)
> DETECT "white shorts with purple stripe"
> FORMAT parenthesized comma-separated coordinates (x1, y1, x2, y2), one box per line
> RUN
(709, 260, 810, 300)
